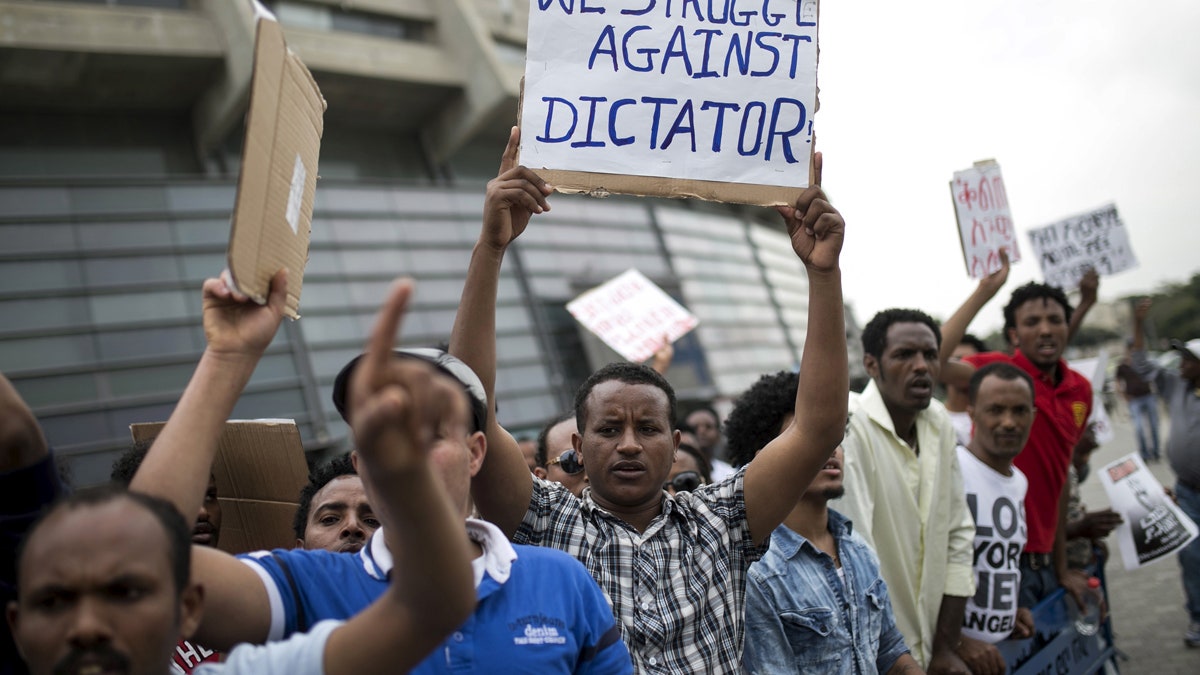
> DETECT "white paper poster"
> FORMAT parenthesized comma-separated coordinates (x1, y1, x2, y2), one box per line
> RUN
(521, 1, 819, 188)
(567, 269, 699, 363)
(1068, 351, 1113, 446)
(950, 160, 1021, 278)
(1099, 454, 1199, 571)
(1026, 204, 1138, 290)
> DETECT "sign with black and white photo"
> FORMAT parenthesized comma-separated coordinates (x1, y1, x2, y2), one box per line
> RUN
(1100, 454, 1198, 570)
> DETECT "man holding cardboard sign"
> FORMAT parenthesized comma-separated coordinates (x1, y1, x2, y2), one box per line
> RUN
(129, 271, 631, 674)
(450, 127, 848, 673)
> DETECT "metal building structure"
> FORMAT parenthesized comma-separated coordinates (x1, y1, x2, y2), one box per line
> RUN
(0, 0, 857, 485)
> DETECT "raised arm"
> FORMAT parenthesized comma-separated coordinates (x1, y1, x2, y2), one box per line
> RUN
(937, 251, 1009, 390)
(130, 269, 287, 520)
(1067, 268, 1099, 342)
(323, 279, 475, 675)
(742, 153, 849, 542)
(130, 269, 288, 650)
(449, 126, 552, 537)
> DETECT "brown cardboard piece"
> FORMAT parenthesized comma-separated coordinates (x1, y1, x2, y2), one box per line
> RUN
(131, 420, 310, 555)
(227, 13, 326, 320)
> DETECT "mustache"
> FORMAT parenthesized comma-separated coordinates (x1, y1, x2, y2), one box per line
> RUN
(53, 645, 130, 675)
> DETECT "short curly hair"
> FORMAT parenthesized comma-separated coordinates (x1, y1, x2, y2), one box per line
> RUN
(724, 370, 800, 468)
(861, 308, 942, 360)
(574, 362, 676, 431)
(1003, 282, 1073, 333)
(109, 440, 152, 486)
(293, 453, 358, 541)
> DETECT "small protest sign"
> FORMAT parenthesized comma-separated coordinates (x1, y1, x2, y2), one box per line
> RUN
(1099, 454, 1198, 571)
(1067, 351, 1113, 445)
(566, 268, 699, 363)
(1026, 204, 1138, 291)
(131, 419, 310, 555)
(520, 0, 820, 206)
(950, 160, 1021, 278)
(227, 2, 326, 319)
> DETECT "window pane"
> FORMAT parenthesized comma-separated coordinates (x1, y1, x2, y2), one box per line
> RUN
(0, 334, 97, 372)
(0, 260, 83, 294)
(89, 291, 190, 325)
(11, 373, 98, 408)
(97, 326, 200, 361)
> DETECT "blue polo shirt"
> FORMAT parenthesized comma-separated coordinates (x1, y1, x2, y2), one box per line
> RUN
(239, 519, 630, 674)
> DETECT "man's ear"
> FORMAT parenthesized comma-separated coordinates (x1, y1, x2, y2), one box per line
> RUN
(1006, 327, 1018, 348)
(533, 467, 547, 479)
(863, 353, 880, 380)
(466, 431, 487, 477)
(6, 601, 23, 660)
(350, 451, 360, 472)
(295, 538, 306, 549)
(178, 582, 205, 641)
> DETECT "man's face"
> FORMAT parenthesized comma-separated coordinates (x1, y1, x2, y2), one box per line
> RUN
(685, 410, 720, 452)
(300, 475, 379, 553)
(544, 418, 588, 496)
(803, 444, 845, 501)
(8, 499, 202, 675)
(577, 381, 678, 510)
(1180, 353, 1200, 384)
(192, 474, 222, 548)
(952, 343, 979, 361)
(518, 439, 539, 473)
(865, 322, 939, 416)
(1007, 298, 1069, 373)
(666, 450, 704, 496)
(351, 369, 483, 526)
(969, 375, 1035, 464)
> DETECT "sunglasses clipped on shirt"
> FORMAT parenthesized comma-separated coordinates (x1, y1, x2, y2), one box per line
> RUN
(547, 449, 585, 475)
(664, 471, 703, 493)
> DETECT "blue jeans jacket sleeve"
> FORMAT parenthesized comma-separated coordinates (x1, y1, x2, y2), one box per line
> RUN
(742, 571, 803, 674)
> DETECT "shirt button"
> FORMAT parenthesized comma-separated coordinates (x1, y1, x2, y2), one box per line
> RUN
(648, 657, 657, 666)
(453, 632, 464, 642)
(641, 602, 650, 610)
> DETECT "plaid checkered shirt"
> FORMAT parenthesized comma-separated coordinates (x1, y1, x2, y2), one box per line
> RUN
(514, 469, 767, 674)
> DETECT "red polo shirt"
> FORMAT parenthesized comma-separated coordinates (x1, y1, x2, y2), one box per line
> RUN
(965, 351, 1092, 553)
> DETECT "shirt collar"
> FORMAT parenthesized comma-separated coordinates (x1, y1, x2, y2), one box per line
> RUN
(358, 519, 518, 588)
(1010, 349, 1066, 386)
(771, 509, 854, 560)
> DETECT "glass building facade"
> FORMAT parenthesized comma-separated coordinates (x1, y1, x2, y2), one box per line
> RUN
(0, 0, 859, 486)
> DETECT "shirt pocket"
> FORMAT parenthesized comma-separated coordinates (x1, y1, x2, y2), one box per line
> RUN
(863, 578, 888, 640)
(780, 607, 843, 669)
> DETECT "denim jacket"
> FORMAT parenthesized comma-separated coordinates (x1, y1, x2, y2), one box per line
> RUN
(742, 510, 911, 674)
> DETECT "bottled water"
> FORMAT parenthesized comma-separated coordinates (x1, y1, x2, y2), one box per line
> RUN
(1075, 576, 1103, 636)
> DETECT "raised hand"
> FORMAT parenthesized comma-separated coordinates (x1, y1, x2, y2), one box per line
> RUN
(979, 247, 1010, 299)
(1134, 297, 1152, 323)
(349, 280, 461, 475)
(1078, 267, 1099, 305)
(202, 268, 288, 360)
(775, 152, 844, 275)
(481, 126, 553, 252)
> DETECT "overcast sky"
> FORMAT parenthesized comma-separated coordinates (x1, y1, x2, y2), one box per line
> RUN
(813, 0, 1200, 335)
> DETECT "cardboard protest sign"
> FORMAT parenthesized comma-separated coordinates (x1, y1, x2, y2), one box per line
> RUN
(131, 419, 310, 555)
(227, 3, 326, 319)
(1099, 454, 1198, 571)
(1067, 351, 1113, 445)
(950, 160, 1021, 278)
(1026, 204, 1138, 291)
(520, 0, 820, 206)
(567, 268, 699, 363)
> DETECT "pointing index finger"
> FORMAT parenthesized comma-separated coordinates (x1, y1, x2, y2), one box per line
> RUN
(811, 151, 823, 188)
(362, 279, 414, 378)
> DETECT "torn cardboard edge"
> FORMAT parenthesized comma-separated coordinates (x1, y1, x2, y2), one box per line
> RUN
(227, 11, 326, 320)
(130, 419, 310, 555)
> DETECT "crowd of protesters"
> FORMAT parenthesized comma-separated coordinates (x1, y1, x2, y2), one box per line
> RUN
(3, 129, 1199, 675)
